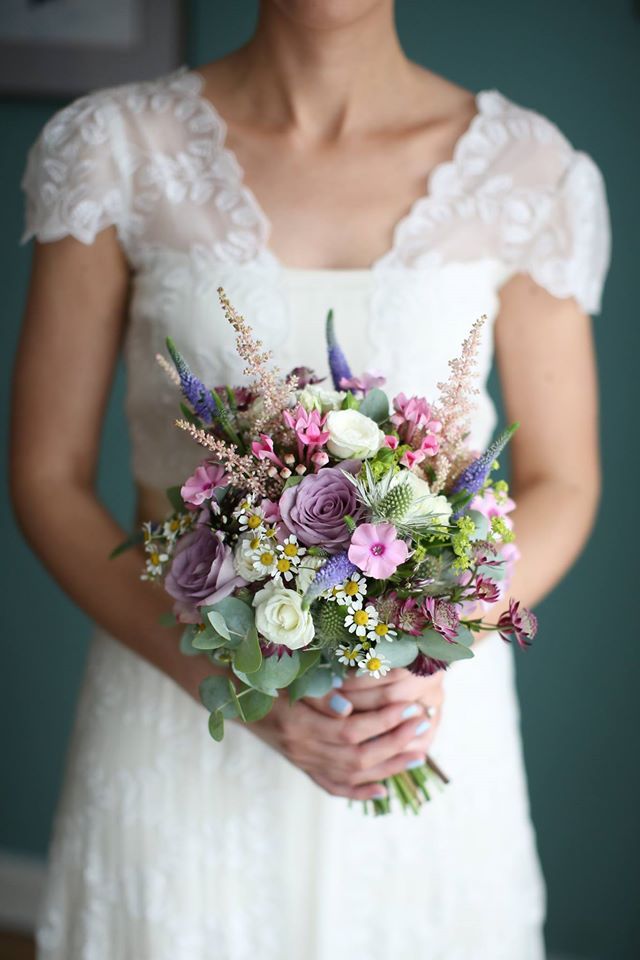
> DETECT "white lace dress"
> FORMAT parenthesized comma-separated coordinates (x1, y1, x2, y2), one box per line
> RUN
(20, 66, 610, 960)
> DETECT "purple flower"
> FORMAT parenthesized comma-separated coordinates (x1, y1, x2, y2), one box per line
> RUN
(165, 526, 245, 623)
(422, 597, 460, 643)
(166, 338, 217, 422)
(451, 424, 518, 501)
(288, 366, 325, 388)
(302, 551, 358, 607)
(497, 599, 538, 649)
(279, 461, 365, 553)
(473, 576, 500, 603)
(408, 652, 449, 677)
(326, 309, 353, 390)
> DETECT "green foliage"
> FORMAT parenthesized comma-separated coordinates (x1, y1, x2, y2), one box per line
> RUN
(109, 530, 144, 559)
(381, 635, 418, 668)
(341, 391, 360, 410)
(237, 689, 275, 723)
(179, 402, 202, 428)
(166, 486, 186, 513)
(234, 650, 301, 695)
(234, 624, 262, 674)
(208, 711, 225, 741)
(417, 629, 474, 663)
(358, 388, 390, 424)
(289, 663, 334, 701)
(204, 597, 255, 649)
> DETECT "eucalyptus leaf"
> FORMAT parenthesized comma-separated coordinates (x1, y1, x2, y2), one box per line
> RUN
(192, 627, 228, 650)
(455, 624, 474, 648)
(238, 650, 301, 694)
(239, 689, 275, 723)
(297, 649, 321, 677)
(289, 664, 334, 702)
(179, 626, 201, 657)
(199, 674, 233, 713)
(234, 624, 262, 675)
(358, 388, 390, 424)
(206, 597, 254, 643)
(417, 629, 474, 663)
(208, 711, 225, 741)
(381, 635, 418, 668)
(468, 510, 490, 541)
(204, 609, 231, 641)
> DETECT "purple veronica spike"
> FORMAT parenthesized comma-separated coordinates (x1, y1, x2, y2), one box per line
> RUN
(302, 551, 358, 608)
(326, 310, 353, 390)
(166, 338, 216, 422)
(451, 424, 519, 499)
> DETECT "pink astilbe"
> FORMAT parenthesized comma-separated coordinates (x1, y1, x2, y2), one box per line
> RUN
(430, 316, 486, 493)
(217, 287, 297, 432)
(156, 353, 181, 386)
(175, 419, 272, 497)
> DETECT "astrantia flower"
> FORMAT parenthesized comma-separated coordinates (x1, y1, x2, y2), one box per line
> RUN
(344, 603, 379, 637)
(497, 599, 538, 649)
(408, 653, 449, 677)
(337, 642, 365, 666)
(260, 639, 295, 660)
(474, 575, 500, 603)
(357, 649, 391, 679)
(367, 620, 397, 643)
(339, 370, 386, 394)
(423, 596, 460, 643)
(348, 523, 409, 579)
(330, 572, 368, 608)
(394, 596, 427, 636)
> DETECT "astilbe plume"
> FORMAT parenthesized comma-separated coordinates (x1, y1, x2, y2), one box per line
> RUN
(174, 420, 271, 497)
(430, 316, 486, 493)
(216, 287, 297, 433)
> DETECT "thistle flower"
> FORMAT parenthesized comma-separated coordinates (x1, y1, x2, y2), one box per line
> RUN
(497, 599, 538, 649)
(166, 338, 217, 422)
(326, 309, 353, 390)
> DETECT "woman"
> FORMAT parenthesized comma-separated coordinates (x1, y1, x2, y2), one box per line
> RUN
(11, 1, 609, 957)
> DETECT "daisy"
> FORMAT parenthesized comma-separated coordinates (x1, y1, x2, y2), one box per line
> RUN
(272, 555, 295, 583)
(336, 643, 364, 667)
(252, 544, 277, 576)
(332, 572, 368, 608)
(234, 495, 265, 534)
(163, 514, 185, 542)
(277, 535, 305, 567)
(344, 603, 379, 638)
(367, 621, 398, 643)
(142, 546, 169, 580)
(357, 648, 391, 679)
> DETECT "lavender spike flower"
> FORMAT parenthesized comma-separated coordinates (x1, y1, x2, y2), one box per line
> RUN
(302, 551, 358, 609)
(166, 337, 216, 422)
(451, 423, 519, 499)
(326, 310, 353, 390)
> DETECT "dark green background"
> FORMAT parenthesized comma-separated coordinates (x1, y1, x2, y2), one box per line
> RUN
(1, 1, 637, 956)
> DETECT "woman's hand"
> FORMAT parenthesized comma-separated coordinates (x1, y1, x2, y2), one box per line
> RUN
(337, 667, 445, 758)
(246, 684, 434, 801)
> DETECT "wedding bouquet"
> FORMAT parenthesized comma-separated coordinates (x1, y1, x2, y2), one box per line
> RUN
(137, 287, 537, 814)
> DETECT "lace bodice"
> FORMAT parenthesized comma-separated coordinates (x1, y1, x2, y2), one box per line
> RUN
(20, 65, 611, 488)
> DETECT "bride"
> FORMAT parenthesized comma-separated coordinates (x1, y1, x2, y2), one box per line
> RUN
(10, 1, 609, 957)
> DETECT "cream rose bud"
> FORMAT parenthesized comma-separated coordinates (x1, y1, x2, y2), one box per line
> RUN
(393, 470, 453, 524)
(325, 409, 385, 460)
(252, 581, 315, 649)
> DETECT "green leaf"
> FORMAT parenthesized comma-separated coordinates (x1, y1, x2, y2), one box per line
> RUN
(204, 609, 231, 641)
(166, 486, 185, 513)
(289, 664, 334, 702)
(341, 391, 360, 410)
(381, 635, 418, 668)
(159, 612, 178, 627)
(191, 626, 228, 650)
(208, 710, 225, 741)
(417, 629, 474, 663)
(204, 597, 254, 647)
(234, 624, 262, 674)
(179, 626, 202, 657)
(467, 510, 490, 541)
(199, 674, 233, 712)
(297, 649, 321, 677)
(455, 624, 474, 648)
(283, 474, 304, 490)
(239, 689, 275, 723)
(358, 388, 390, 424)
(179, 402, 202, 428)
(109, 530, 144, 559)
(234, 650, 301, 695)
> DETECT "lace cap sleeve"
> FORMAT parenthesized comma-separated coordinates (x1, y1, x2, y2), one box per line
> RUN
(20, 91, 129, 247)
(517, 141, 611, 316)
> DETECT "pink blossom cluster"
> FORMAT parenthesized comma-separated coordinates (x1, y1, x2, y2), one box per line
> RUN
(389, 392, 442, 469)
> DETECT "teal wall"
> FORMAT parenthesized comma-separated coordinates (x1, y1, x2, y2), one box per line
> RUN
(2, 1, 637, 956)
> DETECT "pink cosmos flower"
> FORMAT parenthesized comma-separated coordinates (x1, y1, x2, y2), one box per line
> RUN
(348, 523, 409, 579)
(180, 462, 228, 508)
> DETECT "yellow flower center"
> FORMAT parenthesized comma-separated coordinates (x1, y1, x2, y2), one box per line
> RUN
(374, 623, 389, 637)
(361, 640, 371, 650)
(366, 657, 382, 672)
(265, 526, 278, 539)
(345, 581, 359, 596)
(345, 649, 360, 661)
(277, 558, 291, 573)
(248, 515, 262, 529)
(259, 552, 275, 567)
(354, 610, 369, 626)
(150, 551, 160, 565)
(283, 543, 299, 557)
(250, 537, 261, 550)
(169, 519, 180, 531)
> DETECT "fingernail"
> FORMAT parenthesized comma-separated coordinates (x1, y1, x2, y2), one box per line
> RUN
(331, 675, 344, 688)
(406, 758, 424, 770)
(372, 786, 388, 798)
(415, 719, 431, 736)
(329, 693, 352, 715)
(402, 704, 420, 719)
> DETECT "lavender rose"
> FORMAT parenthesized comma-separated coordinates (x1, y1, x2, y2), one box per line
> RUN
(165, 526, 245, 623)
(279, 460, 365, 554)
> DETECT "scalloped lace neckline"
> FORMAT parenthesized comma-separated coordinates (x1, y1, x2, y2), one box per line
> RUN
(178, 65, 499, 274)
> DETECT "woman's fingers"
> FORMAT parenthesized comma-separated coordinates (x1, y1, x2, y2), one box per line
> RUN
(345, 672, 445, 713)
(303, 683, 355, 718)
(339, 667, 409, 692)
(311, 773, 389, 803)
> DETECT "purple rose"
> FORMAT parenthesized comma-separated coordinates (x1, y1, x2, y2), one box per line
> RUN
(165, 526, 245, 623)
(279, 460, 365, 554)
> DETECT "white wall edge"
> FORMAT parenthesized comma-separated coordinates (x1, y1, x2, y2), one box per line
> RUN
(0, 849, 46, 931)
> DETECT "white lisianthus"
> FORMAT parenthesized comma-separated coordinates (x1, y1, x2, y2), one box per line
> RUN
(297, 384, 345, 413)
(252, 580, 315, 649)
(325, 409, 385, 460)
(393, 470, 453, 525)
(233, 534, 265, 582)
(294, 556, 325, 595)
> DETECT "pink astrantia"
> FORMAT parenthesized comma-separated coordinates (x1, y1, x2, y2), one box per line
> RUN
(180, 462, 228, 508)
(348, 523, 409, 579)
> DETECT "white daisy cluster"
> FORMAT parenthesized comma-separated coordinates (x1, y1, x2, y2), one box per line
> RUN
(141, 514, 193, 581)
(232, 495, 308, 587)
(326, 572, 397, 678)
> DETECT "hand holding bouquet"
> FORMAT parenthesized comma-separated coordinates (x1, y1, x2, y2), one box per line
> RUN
(136, 288, 537, 814)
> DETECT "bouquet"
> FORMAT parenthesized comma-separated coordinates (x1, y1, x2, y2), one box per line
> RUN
(136, 287, 537, 815)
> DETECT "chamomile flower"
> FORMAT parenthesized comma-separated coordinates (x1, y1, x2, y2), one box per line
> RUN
(142, 521, 162, 550)
(234, 495, 265, 534)
(163, 512, 192, 542)
(336, 643, 365, 667)
(367, 621, 398, 643)
(277, 535, 305, 567)
(357, 648, 391, 679)
(272, 556, 295, 583)
(142, 545, 169, 580)
(344, 603, 379, 638)
(331, 572, 368, 608)
(251, 543, 278, 576)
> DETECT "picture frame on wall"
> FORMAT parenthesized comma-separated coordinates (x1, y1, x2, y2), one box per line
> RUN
(0, 0, 186, 98)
